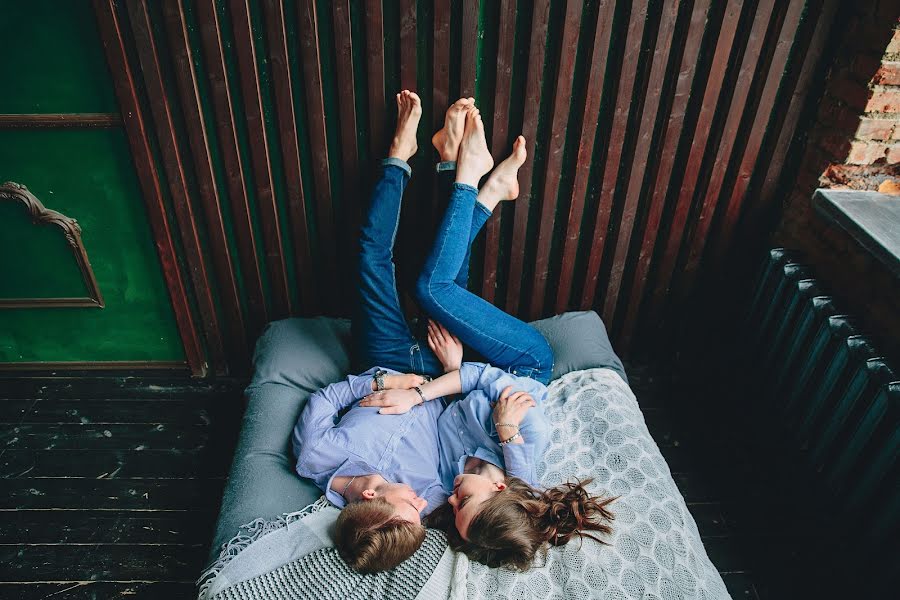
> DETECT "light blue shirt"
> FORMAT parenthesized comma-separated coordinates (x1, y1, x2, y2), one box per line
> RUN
(437, 366, 550, 492)
(292, 363, 488, 514)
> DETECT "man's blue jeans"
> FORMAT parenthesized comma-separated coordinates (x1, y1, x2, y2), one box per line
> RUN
(353, 158, 553, 384)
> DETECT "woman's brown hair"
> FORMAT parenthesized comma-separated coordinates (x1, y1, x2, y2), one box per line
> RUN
(335, 498, 427, 573)
(426, 477, 615, 571)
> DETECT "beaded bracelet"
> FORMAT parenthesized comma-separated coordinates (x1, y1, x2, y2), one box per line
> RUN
(499, 432, 522, 445)
(494, 423, 519, 430)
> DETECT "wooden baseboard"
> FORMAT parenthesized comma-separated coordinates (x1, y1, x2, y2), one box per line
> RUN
(0, 361, 189, 373)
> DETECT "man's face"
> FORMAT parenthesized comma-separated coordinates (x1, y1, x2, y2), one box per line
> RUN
(375, 482, 428, 524)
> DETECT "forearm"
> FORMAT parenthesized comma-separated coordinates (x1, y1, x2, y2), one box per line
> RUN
(418, 370, 462, 401)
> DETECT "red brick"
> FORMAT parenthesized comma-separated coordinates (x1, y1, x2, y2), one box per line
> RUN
(887, 28, 900, 54)
(847, 140, 889, 164)
(856, 116, 897, 139)
(817, 95, 862, 130)
(851, 54, 885, 81)
(829, 77, 872, 110)
(865, 88, 900, 112)
(816, 132, 852, 160)
(873, 61, 900, 85)
(886, 142, 900, 163)
(892, 125, 900, 140)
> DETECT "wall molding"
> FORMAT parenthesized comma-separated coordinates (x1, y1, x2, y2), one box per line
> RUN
(0, 360, 188, 372)
(0, 181, 104, 308)
(0, 113, 120, 128)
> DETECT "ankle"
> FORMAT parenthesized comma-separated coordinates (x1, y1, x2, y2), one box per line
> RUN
(455, 169, 481, 188)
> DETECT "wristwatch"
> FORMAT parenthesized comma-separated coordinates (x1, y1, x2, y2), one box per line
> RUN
(374, 369, 387, 391)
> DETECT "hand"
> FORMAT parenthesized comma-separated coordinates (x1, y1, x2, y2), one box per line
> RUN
(383, 373, 427, 390)
(491, 386, 536, 430)
(427, 319, 463, 372)
(359, 388, 422, 414)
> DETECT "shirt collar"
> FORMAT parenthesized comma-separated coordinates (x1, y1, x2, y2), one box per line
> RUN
(325, 458, 381, 508)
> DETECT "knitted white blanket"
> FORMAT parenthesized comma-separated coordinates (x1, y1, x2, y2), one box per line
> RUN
(199, 368, 731, 600)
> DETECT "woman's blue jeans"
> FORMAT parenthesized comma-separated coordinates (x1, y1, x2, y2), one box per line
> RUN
(352, 157, 553, 384)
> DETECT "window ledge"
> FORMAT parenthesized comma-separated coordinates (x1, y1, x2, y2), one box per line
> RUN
(812, 188, 900, 279)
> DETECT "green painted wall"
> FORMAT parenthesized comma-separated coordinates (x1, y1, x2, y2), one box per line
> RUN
(0, 1, 184, 364)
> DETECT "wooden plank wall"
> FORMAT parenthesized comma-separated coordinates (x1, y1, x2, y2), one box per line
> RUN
(94, 0, 839, 374)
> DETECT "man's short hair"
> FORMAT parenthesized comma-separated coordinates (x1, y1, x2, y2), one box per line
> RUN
(334, 497, 427, 573)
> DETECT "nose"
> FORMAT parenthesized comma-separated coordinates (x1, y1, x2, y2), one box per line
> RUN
(417, 497, 428, 511)
(448, 493, 458, 508)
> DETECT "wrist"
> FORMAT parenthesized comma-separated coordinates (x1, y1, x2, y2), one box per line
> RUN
(412, 386, 427, 405)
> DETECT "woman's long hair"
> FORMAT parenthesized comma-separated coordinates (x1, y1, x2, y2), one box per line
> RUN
(426, 477, 615, 571)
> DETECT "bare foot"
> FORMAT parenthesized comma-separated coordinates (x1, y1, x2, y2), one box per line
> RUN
(456, 109, 494, 187)
(389, 90, 422, 162)
(432, 97, 474, 162)
(477, 136, 527, 212)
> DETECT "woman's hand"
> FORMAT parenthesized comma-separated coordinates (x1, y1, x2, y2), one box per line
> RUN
(359, 388, 422, 414)
(491, 386, 536, 437)
(427, 319, 463, 372)
(382, 373, 427, 390)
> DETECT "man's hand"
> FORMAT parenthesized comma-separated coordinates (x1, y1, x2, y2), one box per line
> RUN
(382, 373, 427, 390)
(359, 389, 422, 414)
(491, 385, 536, 435)
(427, 319, 463, 372)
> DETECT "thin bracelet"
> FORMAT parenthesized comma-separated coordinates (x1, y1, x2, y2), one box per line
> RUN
(412, 386, 427, 405)
(499, 432, 522, 445)
(495, 422, 519, 430)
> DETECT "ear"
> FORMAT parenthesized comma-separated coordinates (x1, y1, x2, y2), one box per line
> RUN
(361, 489, 377, 500)
(494, 481, 507, 492)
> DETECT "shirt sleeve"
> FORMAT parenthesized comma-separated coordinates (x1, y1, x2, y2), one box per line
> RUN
(458, 362, 488, 395)
(501, 441, 538, 486)
(292, 368, 379, 464)
(499, 395, 550, 487)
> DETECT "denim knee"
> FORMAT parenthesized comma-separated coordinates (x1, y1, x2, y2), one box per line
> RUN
(414, 271, 445, 315)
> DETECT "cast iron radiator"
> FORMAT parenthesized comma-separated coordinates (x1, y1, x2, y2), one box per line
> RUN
(746, 248, 898, 541)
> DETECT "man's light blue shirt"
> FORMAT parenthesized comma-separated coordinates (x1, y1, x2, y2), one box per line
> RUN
(292, 363, 488, 515)
(437, 366, 550, 492)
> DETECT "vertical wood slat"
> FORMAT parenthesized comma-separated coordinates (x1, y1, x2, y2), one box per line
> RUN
(505, 0, 551, 315)
(528, 0, 583, 320)
(643, 0, 745, 325)
(92, 0, 205, 376)
(601, 0, 684, 324)
(261, 0, 317, 314)
(297, 0, 339, 310)
(365, 0, 386, 159)
(580, 2, 650, 310)
(399, 0, 417, 91)
(124, 0, 226, 376)
(481, 0, 516, 304)
(751, 0, 840, 232)
(459, 0, 479, 98)
(433, 0, 451, 126)
(194, 0, 268, 337)
(709, 0, 807, 266)
(228, 0, 292, 319)
(676, 0, 779, 297)
(555, 0, 617, 314)
(162, 0, 248, 367)
(619, 0, 712, 346)
(331, 0, 362, 235)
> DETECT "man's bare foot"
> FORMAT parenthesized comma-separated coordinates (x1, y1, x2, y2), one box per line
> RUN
(477, 135, 527, 212)
(456, 109, 494, 187)
(388, 90, 422, 162)
(432, 97, 474, 162)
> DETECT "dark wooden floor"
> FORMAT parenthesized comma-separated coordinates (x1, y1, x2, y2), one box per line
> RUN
(0, 367, 809, 599)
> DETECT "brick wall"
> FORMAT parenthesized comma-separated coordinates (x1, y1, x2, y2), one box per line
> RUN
(775, 1, 900, 361)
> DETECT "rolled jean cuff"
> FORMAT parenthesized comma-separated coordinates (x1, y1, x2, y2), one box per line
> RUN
(452, 182, 478, 194)
(382, 157, 412, 176)
(436, 161, 457, 172)
(475, 200, 492, 217)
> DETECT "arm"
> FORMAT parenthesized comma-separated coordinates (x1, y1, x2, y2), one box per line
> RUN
(358, 369, 463, 414)
(294, 369, 379, 456)
(492, 387, 546, 486)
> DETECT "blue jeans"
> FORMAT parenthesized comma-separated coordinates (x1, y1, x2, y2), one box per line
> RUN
(415, 184, 554, 384)
(353, 159, 489, 376)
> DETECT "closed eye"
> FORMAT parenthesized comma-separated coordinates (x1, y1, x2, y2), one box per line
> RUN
(460, 495, 471, 508)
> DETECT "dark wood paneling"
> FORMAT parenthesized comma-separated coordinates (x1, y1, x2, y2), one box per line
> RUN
(126, 0, 226, 375)
(0, 113, 119, 128)
(506, 0, 551, 315)
(261, 0, 318, 314)
(92, 0, 205, 377)
(194, 0, 269, 338)
(162, 1, 248, 365)
(93, 0, 839, 365)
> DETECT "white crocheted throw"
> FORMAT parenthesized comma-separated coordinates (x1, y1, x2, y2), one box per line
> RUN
(199, 368, 732, 600)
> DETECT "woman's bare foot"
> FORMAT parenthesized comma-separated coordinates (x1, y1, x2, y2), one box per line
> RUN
(456, 109, 494, 187)
(388, 90, 422, 162)
(432, 97, 474, 161)
(477, 135, 527, 212)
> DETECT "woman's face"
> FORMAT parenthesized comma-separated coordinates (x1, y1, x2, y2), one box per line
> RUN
(447, 473, 505, 540)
